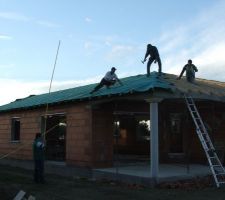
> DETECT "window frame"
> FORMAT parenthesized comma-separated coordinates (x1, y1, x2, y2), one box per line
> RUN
(11, 117, 21, 142)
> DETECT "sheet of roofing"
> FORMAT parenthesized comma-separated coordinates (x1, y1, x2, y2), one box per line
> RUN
(0, 72, 225, 112)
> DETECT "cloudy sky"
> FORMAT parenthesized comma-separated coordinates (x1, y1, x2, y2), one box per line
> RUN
(0, 0, 225, 105)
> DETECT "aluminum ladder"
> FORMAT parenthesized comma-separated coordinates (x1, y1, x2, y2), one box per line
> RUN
(184, 95, 225, 187)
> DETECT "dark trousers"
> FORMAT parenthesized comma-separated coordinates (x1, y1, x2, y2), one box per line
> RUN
(91, 78, 116, 93)
(147, 56, 162, 75)
(34, 160, 45, 183)
(186, 72, 195, 83)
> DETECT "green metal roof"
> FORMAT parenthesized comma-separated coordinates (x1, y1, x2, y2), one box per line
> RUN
(1, 71, 225, 113)
(0, 72, 174, 112)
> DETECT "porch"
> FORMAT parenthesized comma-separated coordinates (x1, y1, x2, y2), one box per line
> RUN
(0, 158, 211, 186)
(93, 162, 211, 185)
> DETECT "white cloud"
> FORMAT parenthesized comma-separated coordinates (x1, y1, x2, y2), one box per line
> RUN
(0, 11, 60, 29)
(84, 41, 92, 50)
(85, 17, 92, 23)
(193, 43, 225, 80)
(106, 45, 136, 61)
(0, 77, 100, 106)
(0, 11, 30, 21)
(49, 77, 100, 91)
(158, 27, 187, 53)
(158, 1, 225, 81)
(0, 63, 14, 70)
(36, 20, 60, 28)
(103, 35, 118, 46)
(0, 79, 44, 105)
(67, 34, 73, 38)
(0, 34, 12, 40)
(104, 41, 111, 46)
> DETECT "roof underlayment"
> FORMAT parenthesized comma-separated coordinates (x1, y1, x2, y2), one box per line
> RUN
(0, 72, 225, 112)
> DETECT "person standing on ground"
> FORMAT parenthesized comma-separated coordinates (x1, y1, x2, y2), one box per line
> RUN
(90, 67, 123, 94)
(33, 132, 45, 183)
(177, 59, 198, 83)
(142, 44, 162, 76)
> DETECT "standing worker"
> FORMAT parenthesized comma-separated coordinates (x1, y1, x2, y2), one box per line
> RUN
(142, 44, 162, 76)
(177, 59, 198, 83)
(90, 67, 123, 94)
(33, 133, 45, 183)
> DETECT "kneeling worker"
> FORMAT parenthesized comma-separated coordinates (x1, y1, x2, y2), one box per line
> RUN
(90, 67, 123, 94)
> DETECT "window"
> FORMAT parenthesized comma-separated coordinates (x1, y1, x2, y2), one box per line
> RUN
(11, 117, 20, 141)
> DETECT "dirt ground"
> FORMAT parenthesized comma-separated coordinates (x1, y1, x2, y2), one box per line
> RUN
(0, 165, 225, 200)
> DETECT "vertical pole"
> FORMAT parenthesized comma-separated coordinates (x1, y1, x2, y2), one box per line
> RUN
(150, 101, 159, 184)
(44, 40, 61, 139)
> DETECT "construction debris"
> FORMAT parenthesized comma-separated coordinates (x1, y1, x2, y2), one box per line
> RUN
(13, 190, 35, 200)
(13, 190, 26, 200)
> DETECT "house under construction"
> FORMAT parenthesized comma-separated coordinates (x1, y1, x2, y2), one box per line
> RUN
(0, 72, 225, 185)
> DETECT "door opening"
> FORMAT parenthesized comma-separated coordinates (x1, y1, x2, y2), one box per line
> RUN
(41, 114, 66, 161)
(113, 111, 150, 165)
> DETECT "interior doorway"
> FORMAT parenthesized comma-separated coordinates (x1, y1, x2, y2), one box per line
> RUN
(113, 111, 150, 165)
(41, 114, 66, 161)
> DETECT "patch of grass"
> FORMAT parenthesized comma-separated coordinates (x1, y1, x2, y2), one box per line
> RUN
(0, 165, 225, 200)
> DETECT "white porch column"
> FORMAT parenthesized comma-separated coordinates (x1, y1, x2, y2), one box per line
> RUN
(146, 97, 162, 184)
(150, 101, 158, 181)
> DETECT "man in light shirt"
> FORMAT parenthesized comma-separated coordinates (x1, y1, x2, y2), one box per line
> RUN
(90, 67, 123, 94)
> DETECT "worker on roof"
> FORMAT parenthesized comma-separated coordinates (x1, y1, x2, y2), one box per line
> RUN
(90, 67, 123, 94)
(177, 59, 198, 83)
(142, 44, 162, 77)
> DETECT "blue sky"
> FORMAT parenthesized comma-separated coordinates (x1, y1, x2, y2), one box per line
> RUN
(1, 0, 225, 105)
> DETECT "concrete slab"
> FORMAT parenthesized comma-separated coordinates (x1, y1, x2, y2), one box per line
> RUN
(0, 158, 212, 186)
(93, 163, 211, 185)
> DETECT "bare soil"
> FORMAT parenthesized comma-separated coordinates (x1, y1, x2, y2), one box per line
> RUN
(0, 165, 225, 200)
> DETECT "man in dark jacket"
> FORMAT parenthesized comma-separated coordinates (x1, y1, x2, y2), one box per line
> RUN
(177, 59, 198, 83)
(33, 133, 45, 183)
(142, 44, 162, 76)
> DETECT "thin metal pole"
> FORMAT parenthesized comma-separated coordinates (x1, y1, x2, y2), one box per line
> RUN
(48, 40, 61, 94)
(44, 40, 61, 138)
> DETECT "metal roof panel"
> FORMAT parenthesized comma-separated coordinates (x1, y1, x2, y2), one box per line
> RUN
(0, 72, 225, 112)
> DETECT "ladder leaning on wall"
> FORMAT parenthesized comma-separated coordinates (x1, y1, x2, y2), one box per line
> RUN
(184, 95, 225, 188)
